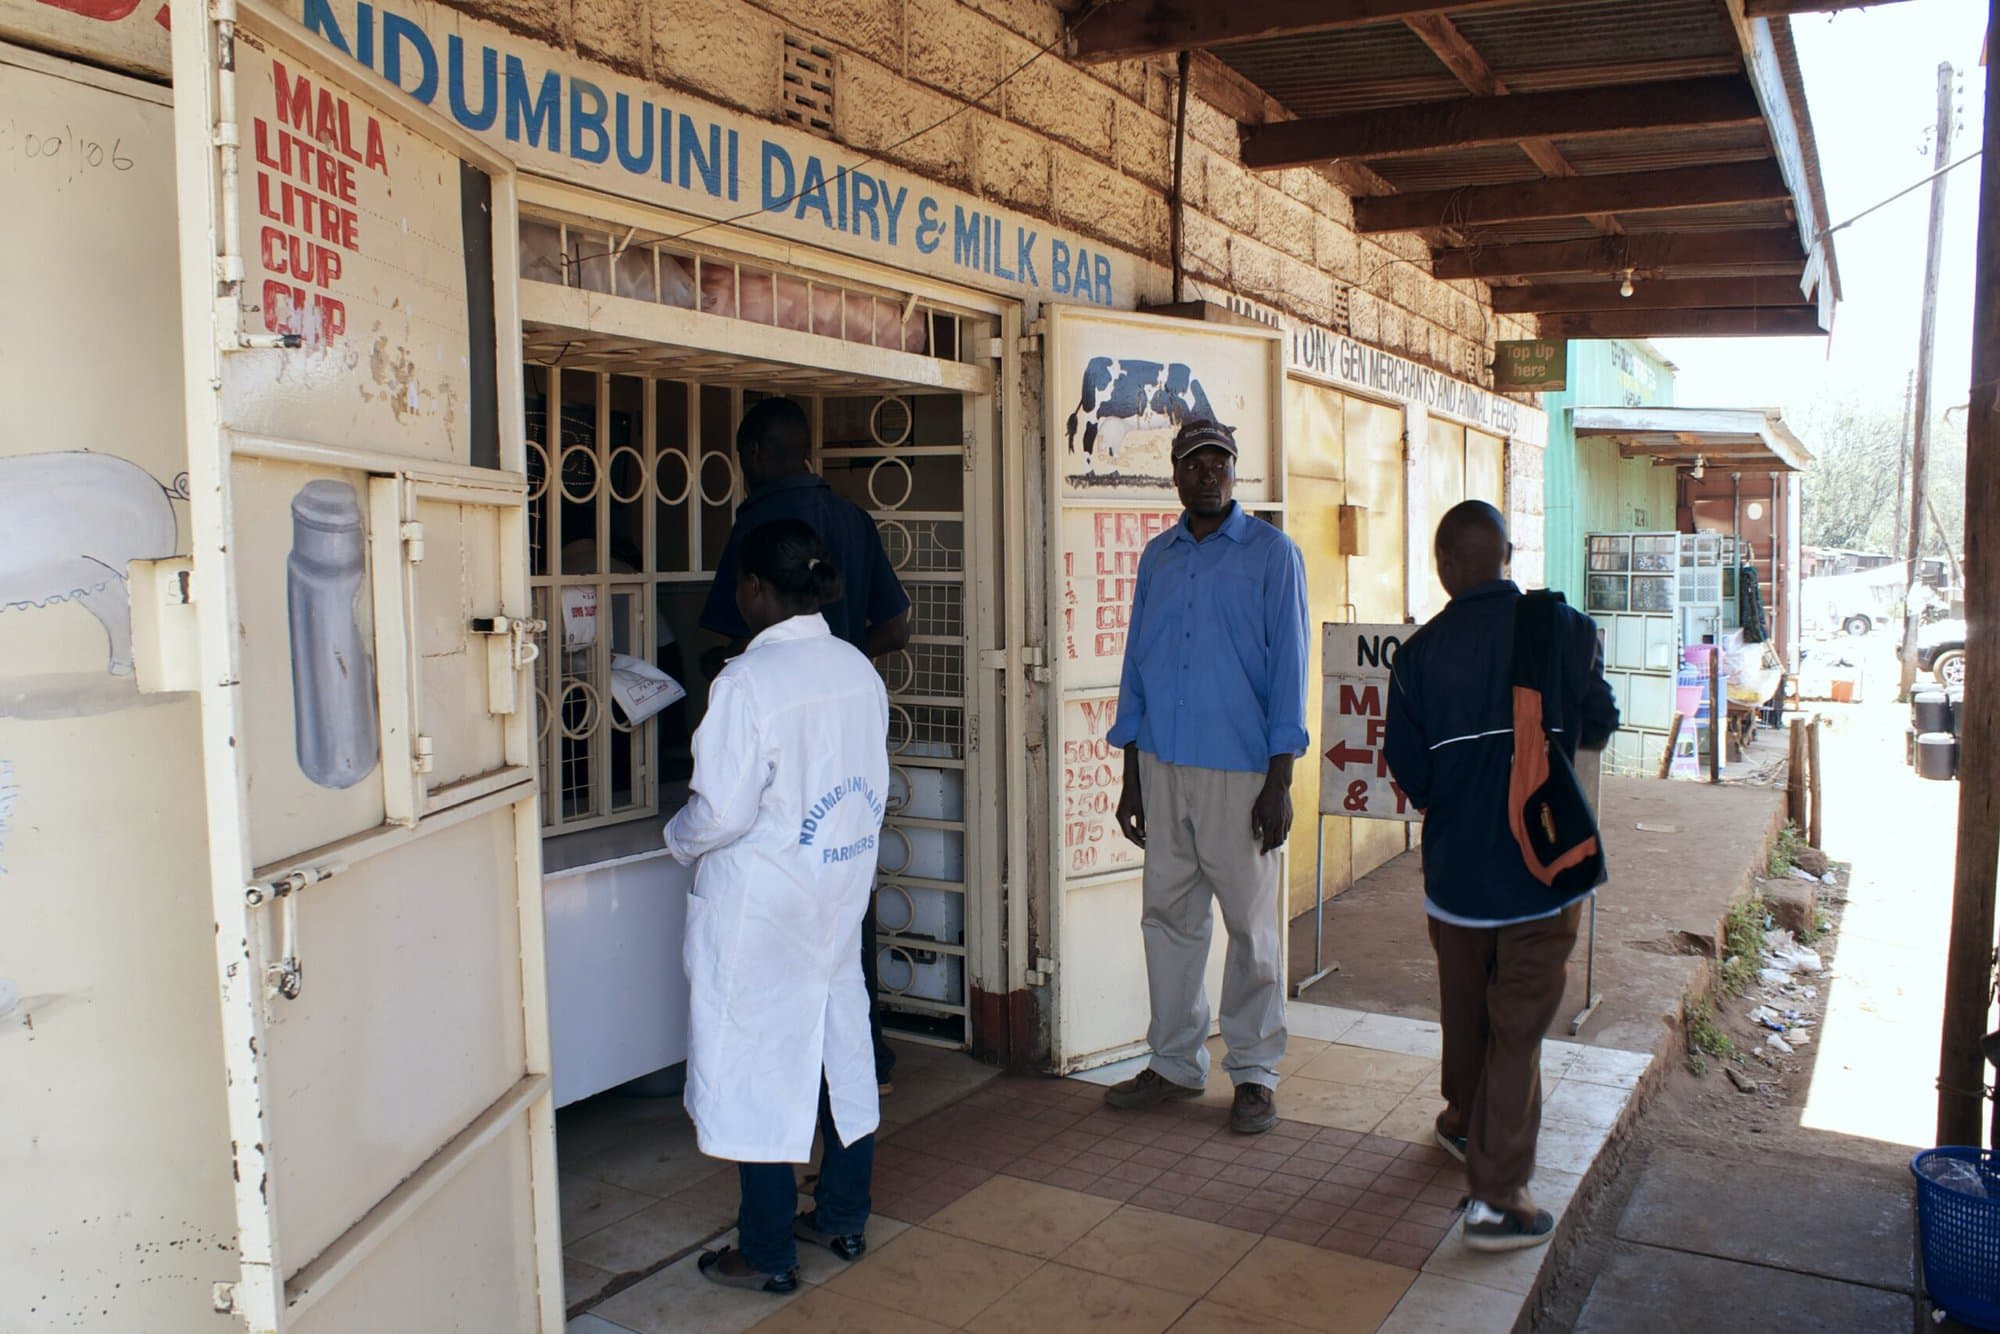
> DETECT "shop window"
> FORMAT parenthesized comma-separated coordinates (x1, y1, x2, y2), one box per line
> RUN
(526, 364, 759, 836)
(517, 212, 963, 359)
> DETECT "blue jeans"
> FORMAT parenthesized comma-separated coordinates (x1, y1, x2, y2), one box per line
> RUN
(735, 1076, 874, 1275)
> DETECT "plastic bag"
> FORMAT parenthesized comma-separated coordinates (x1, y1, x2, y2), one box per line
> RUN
(1919, 1155, 1992, 1199)
(609, 654, 686, 725)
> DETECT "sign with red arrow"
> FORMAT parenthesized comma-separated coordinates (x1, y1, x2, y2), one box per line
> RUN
(1319, 622, 1420, 823)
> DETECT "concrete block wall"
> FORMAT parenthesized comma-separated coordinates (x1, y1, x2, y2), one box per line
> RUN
(444, 0, 1539, 394)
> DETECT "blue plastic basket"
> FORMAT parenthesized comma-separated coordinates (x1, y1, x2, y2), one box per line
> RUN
(1913, 1147, 2000, 1330)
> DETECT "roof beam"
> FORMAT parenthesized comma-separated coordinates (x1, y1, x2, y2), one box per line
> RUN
(1354, 161, 1791, 233)
(1068, 0, 1526, 62)
(1491, 276, 1812, 313)
(1540, 307, 1826, 338)
(1240, 76, 1764, 167)
(1742, 0, 1913, 16)
(1431, 230, 1807, 280)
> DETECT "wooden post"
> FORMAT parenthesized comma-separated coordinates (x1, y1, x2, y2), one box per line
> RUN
(1939, 0, 2000, 1150)
(1806, 717, 1823, 851)
(1659, 712, 1686, 780)
(1708, 647, 1723, 784)
(1900, 62, 1955, 699)
(1800, 716, 1816, 828)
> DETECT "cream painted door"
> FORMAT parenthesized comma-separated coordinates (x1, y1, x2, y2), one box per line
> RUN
(168, 3, 557, 1329)
(1041, 305, 1286, 1071)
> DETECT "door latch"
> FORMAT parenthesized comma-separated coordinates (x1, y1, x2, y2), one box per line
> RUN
(472, 616, 545, 715)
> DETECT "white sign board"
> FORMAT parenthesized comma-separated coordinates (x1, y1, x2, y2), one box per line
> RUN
(1319, 621, 1420, 822)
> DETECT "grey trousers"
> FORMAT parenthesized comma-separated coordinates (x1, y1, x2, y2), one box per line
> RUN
(1139, 754, 1287, 1090)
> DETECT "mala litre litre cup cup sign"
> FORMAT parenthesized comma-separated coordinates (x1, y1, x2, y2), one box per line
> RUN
(1320, 623, 1421, 822)
(1492, 340, 1567, 394)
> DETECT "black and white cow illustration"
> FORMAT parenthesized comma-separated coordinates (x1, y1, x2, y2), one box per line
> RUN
(1064, 357, 1221, 475)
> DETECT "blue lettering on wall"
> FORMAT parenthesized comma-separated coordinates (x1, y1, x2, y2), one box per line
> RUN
(570, 78, 609, 164)
(915, 198, 942, 254)
(447, 35, 498, 131)
(505, 56, 561, 151)
(614, 91, 652, 174)
(679, 115, 723, 199)
(298, 0, 1127, 304)
(761, 140, 794, 213)
(382, 11, 436, 103)
(952, 206, 981, 270)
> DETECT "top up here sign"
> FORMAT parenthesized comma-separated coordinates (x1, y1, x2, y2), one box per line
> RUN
(1319, 623, 1420, 822)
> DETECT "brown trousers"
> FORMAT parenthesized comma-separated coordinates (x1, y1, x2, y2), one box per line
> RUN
(1427, 902, 1583, 1218)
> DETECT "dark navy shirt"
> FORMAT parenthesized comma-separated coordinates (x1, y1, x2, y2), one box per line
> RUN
(1107, 503, 1311, 775)
(1384, 580, 1619, 927)
(701, 474, 910, 650)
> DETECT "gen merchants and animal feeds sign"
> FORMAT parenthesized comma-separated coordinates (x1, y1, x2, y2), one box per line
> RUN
(1320, 623, 1420, 822)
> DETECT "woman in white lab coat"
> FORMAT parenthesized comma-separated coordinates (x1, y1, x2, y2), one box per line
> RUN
(665, 518, 890, 1293)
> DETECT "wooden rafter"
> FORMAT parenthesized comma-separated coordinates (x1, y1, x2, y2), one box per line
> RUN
(1400, 13, 1625, 235)
(1541, 306, 1825, 337)
(1354, 162, 1790, 233)
(1069, 0, 1527, 62)
(1431, 230, 1806, 280)
(1490, 275, 1812, 313)
(1240, 76, 1764, 167)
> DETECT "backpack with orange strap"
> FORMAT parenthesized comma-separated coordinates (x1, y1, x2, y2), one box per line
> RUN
(1508, 591, 1606, 894)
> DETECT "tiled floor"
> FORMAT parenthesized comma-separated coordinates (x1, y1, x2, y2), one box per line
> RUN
(566, 1007, 1650, 1334)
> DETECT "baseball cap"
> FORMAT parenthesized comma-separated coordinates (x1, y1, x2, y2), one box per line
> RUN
(1171, 418, 1238, 461)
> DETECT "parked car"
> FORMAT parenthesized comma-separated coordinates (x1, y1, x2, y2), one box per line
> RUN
(1918, 618, 1967, 690)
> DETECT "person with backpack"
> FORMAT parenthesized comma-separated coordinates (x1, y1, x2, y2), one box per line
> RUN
(1384, 500, 1619, 1252)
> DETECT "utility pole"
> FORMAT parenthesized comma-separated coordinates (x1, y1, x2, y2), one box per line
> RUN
(1938, 11, 1997, 1150)
(1894, 368, 1914, 560)
(1901, 62, 1956, 699)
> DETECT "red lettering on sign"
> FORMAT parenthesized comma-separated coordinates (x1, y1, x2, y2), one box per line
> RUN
(1338, 684, 1382, 716)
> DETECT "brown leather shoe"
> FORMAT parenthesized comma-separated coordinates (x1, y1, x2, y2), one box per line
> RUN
(1229, 1083, 1278, 1134)
(1104, 1068, 1204, 1109)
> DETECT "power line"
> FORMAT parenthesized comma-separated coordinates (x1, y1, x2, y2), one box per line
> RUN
(1816, 150, 1984, 243)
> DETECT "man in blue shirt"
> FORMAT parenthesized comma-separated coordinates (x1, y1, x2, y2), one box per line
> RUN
(702, 397, 911, 1092)
(1384, 501, 1618, 1253)
(1101, 418, 1310, 1135)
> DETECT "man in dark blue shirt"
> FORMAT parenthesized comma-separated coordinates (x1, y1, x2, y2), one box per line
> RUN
(1385, 500, 1618, 1253)
(1100, 418, 1310, 1136)
(702, 397, 911, 1091)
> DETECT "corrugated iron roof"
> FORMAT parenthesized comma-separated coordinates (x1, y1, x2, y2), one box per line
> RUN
(1181, 2, 1840, 336)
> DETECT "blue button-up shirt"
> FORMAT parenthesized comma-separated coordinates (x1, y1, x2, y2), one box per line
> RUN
(1107, 503, 1310, 774)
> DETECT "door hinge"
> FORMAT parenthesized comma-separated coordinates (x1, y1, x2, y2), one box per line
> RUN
(984, 336, 1007, 360)
(211, 1283, 235, 1315)
(399, 520, 426, 562)
(472, 616, 545, 715)
(1023, 644, 1051, 685)
(967, 713, 980, 752)
(1017, 333, 1043, 355)
(413, 734, 435, 774)
(1024, 955, 1055, 986)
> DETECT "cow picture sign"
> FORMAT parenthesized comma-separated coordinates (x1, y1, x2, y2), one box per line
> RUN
(1051, 308, 1280, 501)
(1319, 622, 1422, 823)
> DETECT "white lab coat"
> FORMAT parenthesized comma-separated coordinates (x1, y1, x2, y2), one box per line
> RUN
(664, 613, 889, 1163)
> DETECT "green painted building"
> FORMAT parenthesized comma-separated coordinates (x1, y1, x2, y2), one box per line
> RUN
(1541, 340, 1681, 602)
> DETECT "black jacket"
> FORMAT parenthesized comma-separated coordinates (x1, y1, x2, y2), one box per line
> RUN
(1384, 580, 1620, 924)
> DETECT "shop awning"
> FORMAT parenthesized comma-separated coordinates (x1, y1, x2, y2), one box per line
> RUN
(1068, 0, 1861, 338)
(1573, 405, 1812, 472)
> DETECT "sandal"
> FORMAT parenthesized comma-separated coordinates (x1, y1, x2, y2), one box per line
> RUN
(696, 1246, 799, 1294)
(794, 1211, 867, 1261)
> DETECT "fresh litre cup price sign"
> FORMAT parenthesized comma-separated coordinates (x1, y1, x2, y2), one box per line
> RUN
(1319, 623, 1421, 823)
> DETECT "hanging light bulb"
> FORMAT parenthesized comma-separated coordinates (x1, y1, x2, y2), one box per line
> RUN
(1619, 268, 1636, 299)
(1691, 454, 1707, 480)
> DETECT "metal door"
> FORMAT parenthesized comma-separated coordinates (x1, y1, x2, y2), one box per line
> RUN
(1041, 304, 1286, 1070)
(167, 2, 557, 1328)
